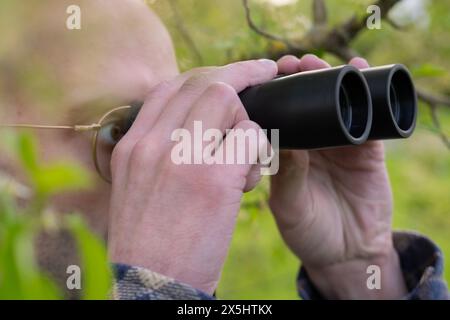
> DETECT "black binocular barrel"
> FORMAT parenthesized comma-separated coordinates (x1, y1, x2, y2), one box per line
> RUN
(121, 64, 417, 150)
(362, 64, 417, 140)
(239, 65, 373, 149)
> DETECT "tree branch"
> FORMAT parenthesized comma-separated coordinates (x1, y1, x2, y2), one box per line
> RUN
(338, 0, 401, 43)
(417, 88, 450, 108)
(239, 0, 450, 149)
(168, 0, 204, 65)
(312, 0, 328, 26)
(242, 0, 305, 51)
(427, 102, 450, 149)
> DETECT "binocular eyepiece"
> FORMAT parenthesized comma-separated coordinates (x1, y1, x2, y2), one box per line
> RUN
(123, 64, 417, 150)
(239, 64, 417, 149)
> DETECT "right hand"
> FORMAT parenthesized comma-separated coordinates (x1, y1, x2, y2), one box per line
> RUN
(107, 59, 278, 294)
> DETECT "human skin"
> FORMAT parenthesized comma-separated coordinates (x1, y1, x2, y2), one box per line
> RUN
(2, 0, 407, 299)
(1, 0, 178, 288)
(108, 60, 278, 294)
(272, 55, 408, 299)
(2, 0, 178, 235)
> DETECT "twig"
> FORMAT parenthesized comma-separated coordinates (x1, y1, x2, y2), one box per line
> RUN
(417, 88, 450, 149)
(168, 0, 203, 65)
(417, 88, 450, 109)
(338, 0, 401, 43)
(427, 103, 450, 149)
(242, 0, 302, 51)
(239, 0, 450, 148)
(312, 0, 328, 26)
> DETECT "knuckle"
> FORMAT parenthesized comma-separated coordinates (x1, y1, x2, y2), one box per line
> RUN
(144, 80, 174, 101)
(232, 60, 255, 73)
(205, 82, 238, 102)
(111, 139, 133, 171)
(128, 139, 155, 168)
(181, 72, 211, 93)
(237, 119, 261, 131)
(231, 60, 266, 78)
(220, 60, 268, 88)
(203, 82, 247, 122)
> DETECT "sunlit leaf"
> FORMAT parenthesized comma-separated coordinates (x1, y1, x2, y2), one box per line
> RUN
(411, 63, 446, 78)
(0, 217, 60, 299)
(32, 163, 92, 197)
(16, 133, 38, 174)
(65, 214, 112, 300)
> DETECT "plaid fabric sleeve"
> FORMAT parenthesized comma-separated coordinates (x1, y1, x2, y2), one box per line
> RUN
(297, 231, 449, 300)
(112, 264, 214, 300)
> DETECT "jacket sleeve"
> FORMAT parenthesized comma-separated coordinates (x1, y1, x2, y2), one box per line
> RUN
(297, 231, 449, 300)
(111, 231, 448, 300)
(112, 264, 214, 300)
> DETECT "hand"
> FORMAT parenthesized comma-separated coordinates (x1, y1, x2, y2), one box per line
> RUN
(270, 54, 407, 299)
(107, 59, 278, 294)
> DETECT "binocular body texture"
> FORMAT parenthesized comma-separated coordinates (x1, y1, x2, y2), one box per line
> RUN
(124, 64, 417, 150)
(239, 64, 417, 149)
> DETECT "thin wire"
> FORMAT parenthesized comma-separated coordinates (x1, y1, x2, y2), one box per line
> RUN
(2, 104, 133, 184)
(1, 123, 102, 132)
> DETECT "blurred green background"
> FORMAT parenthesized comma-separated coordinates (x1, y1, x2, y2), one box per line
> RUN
(0, 0, 449, 299)
(151, 0, 450, 299)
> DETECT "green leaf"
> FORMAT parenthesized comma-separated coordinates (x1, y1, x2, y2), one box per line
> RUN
(0, 217, 60, 299)
(65, 214, 112, 300)
(311, 48, 326, 59)
(411, 63, 447, 78)
(16, 133, 38, 174)
(32, 162, 92, 197)
(0, 189, 17, 225)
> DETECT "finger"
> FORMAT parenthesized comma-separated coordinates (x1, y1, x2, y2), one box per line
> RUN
(298, 54, 331, 71)
(153, 59, 278, 137)
(215, 120, 269, 191)
(182, 82, 248, 160)
(277, 55, 301, 75)
(349, 57, 370, 69)
(244, 163, 263, 192)
(111, 80, 183, 179)
(122, 67, 220, 144)
(123, 81, 180, 142)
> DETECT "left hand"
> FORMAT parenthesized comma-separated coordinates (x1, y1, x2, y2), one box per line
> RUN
(270, 54, 408, 299)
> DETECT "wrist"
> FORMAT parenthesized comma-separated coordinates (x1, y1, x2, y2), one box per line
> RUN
(304, 246, 408, 299)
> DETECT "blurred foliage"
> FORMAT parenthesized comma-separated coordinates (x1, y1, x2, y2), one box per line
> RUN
(151, 0, 450, 299)
(0, 0, 449, 300)
(0, 132, 112, 299)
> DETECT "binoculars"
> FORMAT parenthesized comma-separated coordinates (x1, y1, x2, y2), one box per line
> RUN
(124, 64, 417, 150)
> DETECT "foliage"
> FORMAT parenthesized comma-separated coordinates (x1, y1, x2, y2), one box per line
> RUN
(0, 0, 449, 300)
(0, 132, 112, 299)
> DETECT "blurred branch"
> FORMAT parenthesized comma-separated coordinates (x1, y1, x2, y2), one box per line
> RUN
(417, 89, 450, 108)
(337, 0, 400, 43)
(312, 0, 328, 26)
(427, 102, 450, 149)
(242, 0, 304, 51)
(417, 88, 450, 149)
(168, 0, 203, 65)
(386, 17, 406, 30)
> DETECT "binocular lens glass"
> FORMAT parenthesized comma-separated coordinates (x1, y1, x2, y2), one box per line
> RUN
(338, 72, 370, 140)
(390, 84, 401, 124)
(389, 70, 416, 132)
(339, 86, 353, 131)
